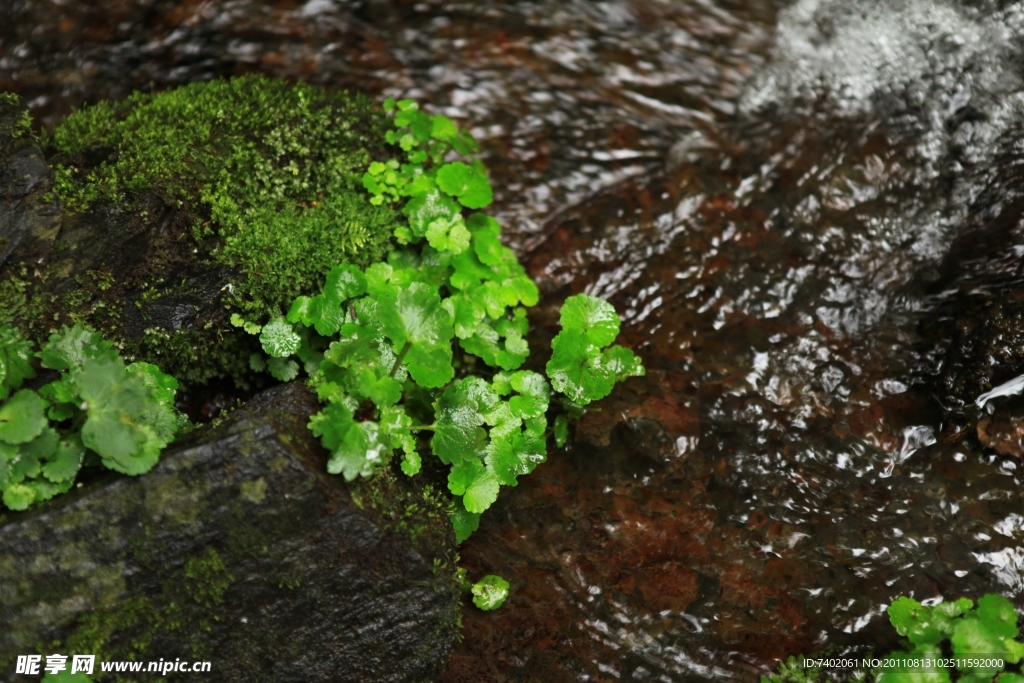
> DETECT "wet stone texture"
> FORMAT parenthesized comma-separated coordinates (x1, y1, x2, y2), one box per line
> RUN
(0, 383, 461, 683)
(0, 97, 59, 270)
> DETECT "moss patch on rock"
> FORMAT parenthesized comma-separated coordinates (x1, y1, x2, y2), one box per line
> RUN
(0, 77, 400, 387)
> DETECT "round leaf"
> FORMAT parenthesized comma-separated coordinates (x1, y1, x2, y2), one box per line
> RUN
(260, 319, 302, 358)
(559, 294, 620, 347)
(436, 161, 493, 209)
(0, 390, 48, 445)
(471, 574, 510, 611)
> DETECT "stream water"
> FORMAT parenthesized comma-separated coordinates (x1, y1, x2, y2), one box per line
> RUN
(5, 0, 1024, 681)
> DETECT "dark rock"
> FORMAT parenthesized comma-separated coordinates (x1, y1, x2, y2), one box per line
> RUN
(0, 97, 60, 270)
(0, 383, 461, 682)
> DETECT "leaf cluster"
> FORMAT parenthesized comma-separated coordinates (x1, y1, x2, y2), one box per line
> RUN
(247, 102, 642, 548)
(0, 324, 183, 511)
(877, 594, 1024, 683)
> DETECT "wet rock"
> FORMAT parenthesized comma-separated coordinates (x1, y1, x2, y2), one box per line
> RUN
(0, 382, 461, 683)
(977, 408, 1024, 457)
(0, 96, 60, 270)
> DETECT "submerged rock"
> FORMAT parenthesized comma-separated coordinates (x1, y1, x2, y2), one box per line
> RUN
(0, 382, 461, 682)
(977, 408, 1024, 458)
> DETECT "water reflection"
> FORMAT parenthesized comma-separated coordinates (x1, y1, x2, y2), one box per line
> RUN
(6, 0, 1024, 681)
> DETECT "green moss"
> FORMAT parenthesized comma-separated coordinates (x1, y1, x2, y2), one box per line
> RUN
(47, 75, 399, 321)
(350, 462, 458, 573)
(1, 91, 33, 142)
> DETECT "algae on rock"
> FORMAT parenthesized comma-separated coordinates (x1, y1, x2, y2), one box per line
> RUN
(0, 77, 400, 386)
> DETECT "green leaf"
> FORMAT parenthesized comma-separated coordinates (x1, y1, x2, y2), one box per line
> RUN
(486, 428, 546, 486)
(400, 450, 422, 476)
(324, 264, 367, 303)
(604, 345, 645, 380)
(978, 594, 1019, 639)
(355, 367, 403, 407)
(888, 596, 947, 646)
(310, 403, 388, 481)
(471, 574, 510, 610)
(463, 467, 499, 513)
(286, 296, 313, 325)
(1005, 639, 1024, 665)
(448, 458, 486, 496)
(128, 361, 179, 410)
(0, 325, 35, 400)
(444, 294, 486, 339)
(951, 617, 1004, 657)
(3, 483, 34, 510)
(260, 318, 301, 358)
(376, 282, 454, 388)
(38, 323, 116, 372)
(436, 161, 493, 209)
(546, 330, 616, 405)
(431, 115, 459, 142)
(18, 427, 59, 474)
(467, 213, 506, 266)
(303, 294, 344, 336)
(267, 357, 300, 382)
(0, 441, 15, 487)
(403, 190, 461, 239)
(76, 357, 169, 476)
(508, 371, 550, 419)
(41, 436, 85, 482)
(553, 414, 569, 447)
(0, 390, 48, 445)
(431, 378, 498, 466)
(560, 294, 620, 346)
(450, 497, 480, 543)
(425, 215, 472, 254)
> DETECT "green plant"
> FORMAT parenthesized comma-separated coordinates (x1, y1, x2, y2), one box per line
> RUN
(761, 594, 1024, 683)
(0, 323, 183, 511)
(247, 99, 643, 548)
(471, 574, 510, 611)
(877, 594, 1024, 683)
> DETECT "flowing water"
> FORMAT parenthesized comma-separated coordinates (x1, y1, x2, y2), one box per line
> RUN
(5, 0, 1024, 680)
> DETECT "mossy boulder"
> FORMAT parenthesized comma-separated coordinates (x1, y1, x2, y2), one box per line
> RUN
(0, 382, 461, 682)
(0, 77, 399, 386)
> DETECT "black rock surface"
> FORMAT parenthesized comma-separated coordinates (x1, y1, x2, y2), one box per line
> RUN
(0, 382, 461, 682)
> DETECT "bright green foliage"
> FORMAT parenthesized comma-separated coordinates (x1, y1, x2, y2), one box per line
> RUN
(0, 324, 36, 401)
(765, 594, 1024, 683)
(0, 324, 183, 511)
(546, 294, 645, 405)
(471, 574, 510, 611)
(553, 414, 570, 447)
(876, 594, 1023, 683)
(246, 99, 642, 551)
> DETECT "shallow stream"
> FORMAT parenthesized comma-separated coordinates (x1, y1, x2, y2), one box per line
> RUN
(5, 0, 1024, 680)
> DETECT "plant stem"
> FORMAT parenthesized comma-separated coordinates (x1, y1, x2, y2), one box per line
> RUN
(389, 340, 412, 378)
(408, 425, 436, 433)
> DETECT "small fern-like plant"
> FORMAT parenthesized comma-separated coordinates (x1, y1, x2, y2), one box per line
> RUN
(0, 323, 183, 511)
(243, 98, 644, 544)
